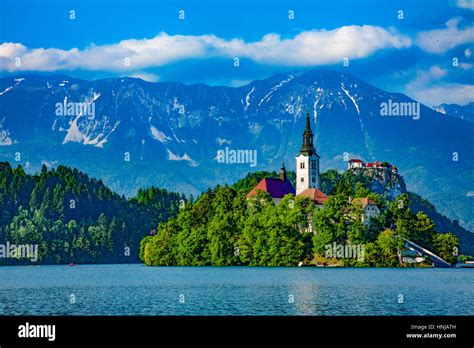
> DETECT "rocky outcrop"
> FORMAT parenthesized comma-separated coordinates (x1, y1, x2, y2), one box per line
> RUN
(350, 167, 406, 200)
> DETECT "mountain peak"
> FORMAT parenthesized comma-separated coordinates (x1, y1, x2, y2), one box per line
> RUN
(0, 70, 473, 233)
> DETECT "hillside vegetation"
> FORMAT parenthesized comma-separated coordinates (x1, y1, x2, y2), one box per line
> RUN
(140, 170, 465, 266)
(0, 162, 184, 264)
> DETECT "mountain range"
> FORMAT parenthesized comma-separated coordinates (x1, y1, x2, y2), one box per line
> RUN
(0, 69, 472, 232)
(432, 102, 474, 123)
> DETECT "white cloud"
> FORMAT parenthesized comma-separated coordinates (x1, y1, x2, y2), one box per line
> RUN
(0, 26, 411, 72)
(229, 79, 252, 87)
(410, 83, 474, 105)
(217, 26, 411, 66)
(456, 0, 474, 10)
(428, 65, 448, 79)
(417, 18, 474, 53)
(405, 65, 474, 105)
(129, 73, 160, 82)
(406, 65, 447, 87)
(0, 42, 27, 57)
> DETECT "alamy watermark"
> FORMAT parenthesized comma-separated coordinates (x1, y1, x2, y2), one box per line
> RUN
(0, 241, 38, 262)
(55, 98, 95, 119)
(325, 242, 365, 261)
(18, 322, 55, 341)
(216, 147, 257, 167)
(380, 99, 420, 120)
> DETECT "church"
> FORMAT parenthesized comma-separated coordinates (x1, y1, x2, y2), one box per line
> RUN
(247, 112, 328, 207)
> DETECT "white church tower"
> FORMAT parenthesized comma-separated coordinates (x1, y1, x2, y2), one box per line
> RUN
(296, 111, 320, 195)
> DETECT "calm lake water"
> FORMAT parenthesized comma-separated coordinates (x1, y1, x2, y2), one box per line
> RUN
(0, 264, 472, 316)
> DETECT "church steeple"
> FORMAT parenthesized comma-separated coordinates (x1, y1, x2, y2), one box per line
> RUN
(279, 163, 287, 181)
(296, 109, 321, 194)
(299, 110, 317, 156)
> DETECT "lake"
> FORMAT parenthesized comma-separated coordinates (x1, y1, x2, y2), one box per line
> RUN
(0, 264, 472, 316)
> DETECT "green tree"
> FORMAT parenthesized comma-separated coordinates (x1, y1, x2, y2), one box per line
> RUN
(376, 229, 399, 267)
(312, 194, 350, 256)
(143, 221, 177, 266)
(412, 212, 436, 249)
(432, 233, 459, 264)
(360, 242, 380, 267)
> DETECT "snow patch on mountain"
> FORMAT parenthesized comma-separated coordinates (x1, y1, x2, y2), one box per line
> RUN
(245, 86, 255, 111)
(341, 83, 360, 115)
(431, 102, 474, 122)
(0, 86, 13, 96)
(83, 132, 103, 146)
(95, 121, 120, 148)
(166, 149, 198, 166)
(0, 78, 25, 96)
(168, 126, 185, 143)
(313, 97, 325, 123)
(62, 114, 84, 144)
(258, 76, 294, 106)
(61, 110, 119, 148)
(216, 137, 231, 145)
(150, 125, 172, 143)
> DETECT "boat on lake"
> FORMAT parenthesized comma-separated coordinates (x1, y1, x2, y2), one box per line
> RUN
(456, 261, 474, 268)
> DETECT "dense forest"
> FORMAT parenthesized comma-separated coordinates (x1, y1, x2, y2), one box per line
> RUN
(0, 162, 185, 264)
(0, 162, 468, 266)
(140, 170, 464, 267)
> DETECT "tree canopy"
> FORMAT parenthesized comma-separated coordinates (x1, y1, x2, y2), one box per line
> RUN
(0, 162, 184, 264)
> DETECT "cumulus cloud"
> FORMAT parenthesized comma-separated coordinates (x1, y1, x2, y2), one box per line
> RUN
(428, 65, 448, 79)
(0, 26, 411, 72)
(409, 83, 474, 105)
(0, 42, 27, 57)
(417, 18, 474, 53)
(456, 0, 474, 10)
(405, 65, 474, 105)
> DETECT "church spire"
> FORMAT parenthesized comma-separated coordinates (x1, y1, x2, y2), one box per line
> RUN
(299, 110, 317, 156)
(279, 163, 287, 181)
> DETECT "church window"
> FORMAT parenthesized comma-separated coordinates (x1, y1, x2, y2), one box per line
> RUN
(301, 177, 304, 182)
(300, 162, 305, 169)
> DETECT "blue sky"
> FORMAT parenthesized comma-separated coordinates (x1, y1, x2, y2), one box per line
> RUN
(0, 0, 473, 105)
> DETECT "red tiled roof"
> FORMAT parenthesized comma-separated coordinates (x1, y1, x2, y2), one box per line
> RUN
(349, 159, 363, 163)
(352, 197, 377, 209)
(367, 161, 383, 167)
(297, 188, 328, 205)
(246, 178, 295, 199)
